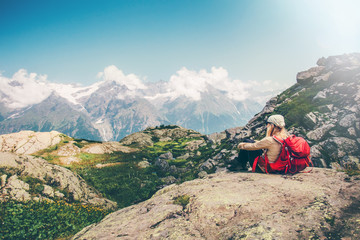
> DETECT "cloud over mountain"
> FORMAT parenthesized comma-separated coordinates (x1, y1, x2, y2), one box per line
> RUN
(166, 67, 251, 101)
(97, 65, 147, 99)
(0, 69, 52, 108)
(0, 65, 272, 140)
(0, 65, 283, 110)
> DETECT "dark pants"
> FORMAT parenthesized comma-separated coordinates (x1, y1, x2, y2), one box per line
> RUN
(229, 139, 263, 171)
(237, 149, 263, 170)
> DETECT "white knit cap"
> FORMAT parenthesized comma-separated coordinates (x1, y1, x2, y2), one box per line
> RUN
(267, 114, 285, 128)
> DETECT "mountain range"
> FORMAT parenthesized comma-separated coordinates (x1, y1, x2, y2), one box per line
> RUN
(0, 66, 267, 141)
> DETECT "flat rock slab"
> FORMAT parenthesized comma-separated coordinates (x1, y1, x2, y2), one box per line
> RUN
(73, 168, 360, 240)
(0, 130, 63, 154)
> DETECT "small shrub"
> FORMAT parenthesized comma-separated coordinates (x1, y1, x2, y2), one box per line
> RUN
(21, 176, 45, 195)
(73, 142, 83, 148)
(345, 169, 360, 176)
(173, 194, 190, 209)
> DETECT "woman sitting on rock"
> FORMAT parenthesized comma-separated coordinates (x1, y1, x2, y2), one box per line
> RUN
(237, 114, 289, 172)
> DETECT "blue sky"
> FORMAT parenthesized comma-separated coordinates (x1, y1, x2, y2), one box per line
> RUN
(1, 0, 360, 87)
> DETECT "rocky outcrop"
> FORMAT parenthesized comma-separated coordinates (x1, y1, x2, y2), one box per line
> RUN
(0, 152, 116, 209)
(81, 142, 137, 154)
(72, 169, 360, 240)
(120, 125, 203, 148)
(119, 132, 154, 148)
(0, 131, 138, 165)
(0, 130, 64, 154)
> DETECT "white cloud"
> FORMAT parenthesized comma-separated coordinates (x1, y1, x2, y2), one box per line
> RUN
(98, 65, 147, 91)
(247, 79, 289, 105)
(0, 66, 286, 109)
(155, 67, 251, 101)
(97, 65, 148, 100)
(0, 69, 53, 108)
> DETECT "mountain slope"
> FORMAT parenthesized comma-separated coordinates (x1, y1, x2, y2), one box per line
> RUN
(81, 83, 167, 141)
(0, 93, 102, 140)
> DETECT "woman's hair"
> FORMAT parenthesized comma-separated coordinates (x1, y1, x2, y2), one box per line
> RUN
(266, 124, 289, 138)
(266, 114, 289, 138)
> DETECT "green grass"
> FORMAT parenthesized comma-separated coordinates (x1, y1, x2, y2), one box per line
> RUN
(0, 200, 109, 240)
(344, 169, 360, 176)
(77, 163, 161, 208)
(21, 176, 45, 195)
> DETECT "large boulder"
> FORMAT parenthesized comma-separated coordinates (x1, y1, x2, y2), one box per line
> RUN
(72, 169, 360, 240)
(296, 66, 325, 85)
(119, 132, 154, 148)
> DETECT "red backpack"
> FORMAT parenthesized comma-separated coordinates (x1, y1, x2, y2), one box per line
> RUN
(252, 135, 313, 174)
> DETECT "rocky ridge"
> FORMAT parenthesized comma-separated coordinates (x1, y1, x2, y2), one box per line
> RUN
(0, 130, 137, 165)
(73, 169, 360, 240)
(0, 152, 116, 209)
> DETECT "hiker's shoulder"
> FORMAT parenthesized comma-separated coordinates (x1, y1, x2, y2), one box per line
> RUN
(260, 136, 277, 144)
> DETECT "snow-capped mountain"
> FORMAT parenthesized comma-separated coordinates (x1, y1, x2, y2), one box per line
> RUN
(0, 66, 273, 141)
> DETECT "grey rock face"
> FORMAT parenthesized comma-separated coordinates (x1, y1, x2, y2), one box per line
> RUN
(303, 112, 318, 129)
(320, 137, 359, 160)
(296, 66, 325, 84)
(339, 113, 357, 128)
(158, 152, 173, 160)
(4, 175, 31, 201)
(306, 124, 335, 141)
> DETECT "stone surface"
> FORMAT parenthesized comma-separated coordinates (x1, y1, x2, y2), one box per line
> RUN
(320, 137, 358, 160)
(0, 130, 63, 154)
(4, 175, 31, 201)
(138, 160, 150, 168)
(82, 142, 137, 154)
(158, 152, 173, 160)
(43, 184, 55, 198)
(296, 66, 325, 84)
(72, 169, 360, 240)
(185, 140, 205, 151)
(306, 124, 334, 141)
(339, 113, 357, 128)
(56, 142, 81, 156)
(120, 132, 154, 148)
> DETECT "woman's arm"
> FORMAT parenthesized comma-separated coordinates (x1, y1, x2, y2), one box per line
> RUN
(237, 137, 273, 151)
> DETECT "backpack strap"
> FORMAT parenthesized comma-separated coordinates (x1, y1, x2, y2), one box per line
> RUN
(300, 156, 314, 173)
(272, 135, 285, 145)
(252, 155, 270, 173)
(252, 156, 260, 173)
(272, 135, 291, 174)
